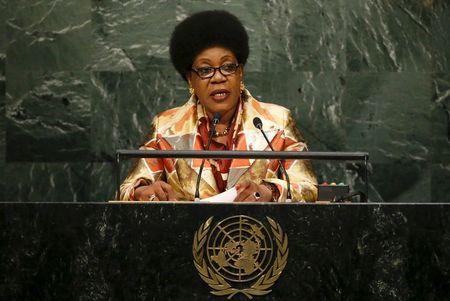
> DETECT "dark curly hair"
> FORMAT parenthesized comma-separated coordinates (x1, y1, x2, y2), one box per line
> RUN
(169, 10, 249, 81)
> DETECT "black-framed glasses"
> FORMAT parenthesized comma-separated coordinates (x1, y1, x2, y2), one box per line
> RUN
(191, 63, 240, 79)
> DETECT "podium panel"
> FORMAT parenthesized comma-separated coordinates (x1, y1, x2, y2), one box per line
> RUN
(1, 203, 449, 300)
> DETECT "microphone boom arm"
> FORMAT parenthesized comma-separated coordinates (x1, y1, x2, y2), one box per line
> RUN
(194, 113, 220, 200)
(254, 119, 292, 201)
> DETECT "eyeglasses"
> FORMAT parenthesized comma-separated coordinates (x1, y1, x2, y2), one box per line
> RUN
(191, 63, 240, 79)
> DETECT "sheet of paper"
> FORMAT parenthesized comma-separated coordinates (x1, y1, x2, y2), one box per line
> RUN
(197, 187, 237, 203)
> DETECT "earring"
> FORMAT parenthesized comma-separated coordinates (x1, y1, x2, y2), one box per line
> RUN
(189, 86, 195, 95)
(240, 81, 245, 92)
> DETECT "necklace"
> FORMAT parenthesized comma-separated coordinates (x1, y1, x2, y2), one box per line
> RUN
(214, 126, 230, 137)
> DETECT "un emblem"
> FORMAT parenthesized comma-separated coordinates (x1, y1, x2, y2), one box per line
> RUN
(192, 215, 288, 299)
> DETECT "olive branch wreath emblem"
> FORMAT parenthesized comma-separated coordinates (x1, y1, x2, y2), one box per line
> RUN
(192, 216, 289, 299)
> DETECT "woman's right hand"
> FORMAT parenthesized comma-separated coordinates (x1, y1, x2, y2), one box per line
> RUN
(134, 181, 178, 201)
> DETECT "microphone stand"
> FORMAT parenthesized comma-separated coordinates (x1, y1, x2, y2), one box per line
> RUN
(194, 113, 220, 201)
(253, 117, 292, 202)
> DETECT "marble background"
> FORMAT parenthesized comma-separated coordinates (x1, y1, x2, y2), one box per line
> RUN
(1, 0, 449, 202)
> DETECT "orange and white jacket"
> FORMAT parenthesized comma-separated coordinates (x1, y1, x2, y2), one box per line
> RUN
(120, 90, 317, 202)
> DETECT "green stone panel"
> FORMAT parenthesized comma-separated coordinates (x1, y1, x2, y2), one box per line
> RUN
(368, 161, 431, 203)
(90, 66, 186, 161)
(0, 0, 5, 62)
(90, 0, 176, 71)
(246, 70, 436, 202)
(346, 0, 438, 72)
(90, 162, 115, 202)
(0, 79, 4, 201)
(431, 163, 450, 202)
(6, 72, 91, 162)
(260, 0, 346, 73)
(6, 0, 92, 72)
(90, 161, 135, 202)
(4, 163, 91, 202)
(431, 1, 450, 71)
(431, 73, 450, 164)
(430, 50, 448, 208)
(90, 0, 267, 73)
(246, 71, 346, 152)
(0, 4, 5, 40)
(342, 72, 432, 164)
(0, 0, 4, 201)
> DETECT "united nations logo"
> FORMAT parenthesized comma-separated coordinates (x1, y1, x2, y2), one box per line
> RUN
(192, 215, 288, 299)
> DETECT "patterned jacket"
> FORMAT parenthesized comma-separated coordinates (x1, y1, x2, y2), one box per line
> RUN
(120, 90, 318, 201)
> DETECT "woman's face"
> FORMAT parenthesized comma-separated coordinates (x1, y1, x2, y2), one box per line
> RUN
(187, 46, 243, 120)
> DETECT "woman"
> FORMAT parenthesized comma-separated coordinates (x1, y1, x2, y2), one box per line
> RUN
(120, 10, 317, 202)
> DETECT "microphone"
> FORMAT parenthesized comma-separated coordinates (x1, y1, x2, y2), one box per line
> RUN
(253, 117, 292, 202)
(195, 112, 221, 201)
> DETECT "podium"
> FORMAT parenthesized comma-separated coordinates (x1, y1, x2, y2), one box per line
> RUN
(1, 202, 449, 300)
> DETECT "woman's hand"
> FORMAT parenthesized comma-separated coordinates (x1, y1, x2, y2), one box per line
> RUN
(234, 180, 273, 202)
(134, 181, 178, 201)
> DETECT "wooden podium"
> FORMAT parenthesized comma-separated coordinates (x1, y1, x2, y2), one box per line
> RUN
(1, 202, 449, 300)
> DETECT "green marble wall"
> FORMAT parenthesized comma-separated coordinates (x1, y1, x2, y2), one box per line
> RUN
(1, 0, 449, 202)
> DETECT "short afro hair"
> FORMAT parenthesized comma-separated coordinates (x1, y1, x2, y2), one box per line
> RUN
(169, 10, 249, 81)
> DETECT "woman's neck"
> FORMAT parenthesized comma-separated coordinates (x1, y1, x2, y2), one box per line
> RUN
(206, 105, 238, 126)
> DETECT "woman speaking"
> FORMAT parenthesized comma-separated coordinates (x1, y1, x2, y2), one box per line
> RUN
(120, 10, 317, 202)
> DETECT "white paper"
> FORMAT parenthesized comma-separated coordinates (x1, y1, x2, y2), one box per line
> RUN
(196, 187, 237, 203)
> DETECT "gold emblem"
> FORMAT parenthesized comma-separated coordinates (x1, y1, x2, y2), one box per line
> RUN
(192, 215, 288, 299)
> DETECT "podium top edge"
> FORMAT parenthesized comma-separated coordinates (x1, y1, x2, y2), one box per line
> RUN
(115, 150, 369, 161)
(106, 201, 449, 205)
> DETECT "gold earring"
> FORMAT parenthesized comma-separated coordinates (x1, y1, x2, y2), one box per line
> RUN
(189, 86, 194, 95)
(240, 81, 245, 92)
